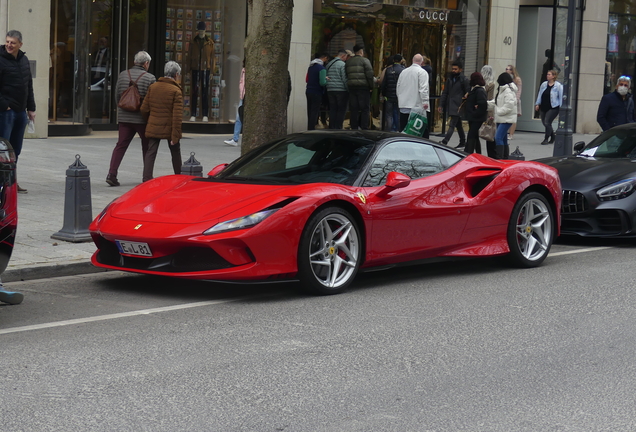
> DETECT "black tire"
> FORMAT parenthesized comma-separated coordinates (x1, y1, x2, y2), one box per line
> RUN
(507, 191, 555, 268)
(297, 206, 361, 295)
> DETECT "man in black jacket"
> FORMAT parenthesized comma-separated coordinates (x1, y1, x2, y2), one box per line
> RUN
(0, 30, 35, 193)
(597, 75, 634, 131)
(438, 60, 469, 148)
(380, 54, 405, 132)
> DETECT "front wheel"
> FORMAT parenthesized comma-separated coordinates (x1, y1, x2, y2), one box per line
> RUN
(298, 207, 361, 295)
(507, 191, 554, 268)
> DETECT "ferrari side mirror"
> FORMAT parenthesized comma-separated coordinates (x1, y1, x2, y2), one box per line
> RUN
(573, 141, 585, 153)
(208, 163, 229, 177)
(385, 171, 411, 189)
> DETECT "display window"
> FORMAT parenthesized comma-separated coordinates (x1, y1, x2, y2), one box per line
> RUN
(165, 1, 245, 123)
(606, 12, 636, 95)
(49, 0, 150, 127)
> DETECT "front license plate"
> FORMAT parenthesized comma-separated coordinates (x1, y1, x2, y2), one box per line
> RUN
(116, 240, 153, 257)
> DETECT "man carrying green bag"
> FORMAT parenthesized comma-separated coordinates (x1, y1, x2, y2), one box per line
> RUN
(396, 54, 430, 135)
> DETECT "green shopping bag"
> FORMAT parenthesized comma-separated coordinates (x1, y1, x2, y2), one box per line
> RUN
(402, 107, 428, 137)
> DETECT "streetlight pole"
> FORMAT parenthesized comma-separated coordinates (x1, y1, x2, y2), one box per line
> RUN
(553, 0, 578, 156)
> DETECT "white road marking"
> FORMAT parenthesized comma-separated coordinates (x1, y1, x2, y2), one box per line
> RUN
(0, 246, 614, 335)
(0, 298, 242, 335)
(549, 246, 612, 257)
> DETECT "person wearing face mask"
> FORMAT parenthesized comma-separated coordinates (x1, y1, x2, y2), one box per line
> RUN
(534, 69, 563, 145)
(189, 22, 214, 122)
(597, 75, 634, 132)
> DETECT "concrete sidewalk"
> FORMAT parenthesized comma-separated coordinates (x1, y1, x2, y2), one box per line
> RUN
(2, 129, 598, 283)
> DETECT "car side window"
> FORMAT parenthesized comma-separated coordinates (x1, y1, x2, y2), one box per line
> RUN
(363, 141, 445, 187)
(435, 147, 463, 168)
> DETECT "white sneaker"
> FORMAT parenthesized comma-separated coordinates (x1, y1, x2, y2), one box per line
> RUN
(224, 139, 238, 147)
(202, 116, 209, 122)
(189, 116, 196, 122)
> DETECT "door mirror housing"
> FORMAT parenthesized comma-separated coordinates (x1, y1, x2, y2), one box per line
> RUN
(573, 141, 585, 153)
(385, 171, 411, 189)
(208, 163, 229, 177)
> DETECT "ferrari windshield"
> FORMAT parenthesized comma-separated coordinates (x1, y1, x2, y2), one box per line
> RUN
(580, 128, 636, 158)
(216, 134, 375, 185)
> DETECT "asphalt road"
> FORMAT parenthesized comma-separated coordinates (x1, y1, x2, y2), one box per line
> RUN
(1, 240, 636, 431)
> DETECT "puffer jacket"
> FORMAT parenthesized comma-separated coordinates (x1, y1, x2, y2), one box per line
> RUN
(190, 35, 214, 70)
(0, 46, 35, 112)
(488, 83, 518, 124)
(140, 78, 183, 143)
(381, 63, 405, 102)
(116, 65, 156, 124)
(325, 58, 347, 92)
(345, 55, 374, 90)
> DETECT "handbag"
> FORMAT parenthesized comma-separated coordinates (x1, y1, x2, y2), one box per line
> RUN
(457, 92, 469, 117)
(479, 117, 496, 142)
(118, 71, 146, 112)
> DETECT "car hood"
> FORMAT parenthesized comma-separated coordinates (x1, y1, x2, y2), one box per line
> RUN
(110, 176, 299, 223)
(535, 156, 636, 189)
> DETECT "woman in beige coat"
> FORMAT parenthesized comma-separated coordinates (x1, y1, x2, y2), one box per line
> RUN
(140, 61, 183, 182)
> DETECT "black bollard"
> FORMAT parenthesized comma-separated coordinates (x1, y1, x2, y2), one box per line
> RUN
(51, 154, 93, 243)
(508, 146, 525, 161)
(181, 152, 203, 177)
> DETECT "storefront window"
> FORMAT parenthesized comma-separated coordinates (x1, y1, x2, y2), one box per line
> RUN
(165, 1, 246, 123)
(50, 0, 150, 127)
(606, 12, 636, 94)
(312, 0, 486, 130)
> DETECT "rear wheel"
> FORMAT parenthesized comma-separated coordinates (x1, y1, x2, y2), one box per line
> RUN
(298, 207, 361, 295)
(507, 192, 554, 267)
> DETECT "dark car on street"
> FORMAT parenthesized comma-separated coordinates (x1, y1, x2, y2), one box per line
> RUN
(537, 123, 636, 237)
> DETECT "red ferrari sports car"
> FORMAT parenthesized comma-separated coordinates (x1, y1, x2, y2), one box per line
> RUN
(0, 138, 17, 275)
(90, 131, 561, 295)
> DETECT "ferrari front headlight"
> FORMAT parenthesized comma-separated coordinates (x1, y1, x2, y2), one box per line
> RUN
(204, 208, 279, 235)
(597, 178, 636, 201)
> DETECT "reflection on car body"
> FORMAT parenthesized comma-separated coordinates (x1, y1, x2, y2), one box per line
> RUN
(90, 131, 561, 295)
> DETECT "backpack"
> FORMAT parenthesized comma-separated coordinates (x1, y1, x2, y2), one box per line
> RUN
(118, 70, 146, 112)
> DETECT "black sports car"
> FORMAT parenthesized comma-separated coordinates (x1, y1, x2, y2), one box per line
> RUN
(537, 123, 636, 237)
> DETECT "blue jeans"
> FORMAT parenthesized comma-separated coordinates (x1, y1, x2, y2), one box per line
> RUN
(495, 122, 512, 159)
(232, 99, 243, 142)
(0, 109, 28, 159)
(495, 122, 512, 147)
(385, 100, 400, 132)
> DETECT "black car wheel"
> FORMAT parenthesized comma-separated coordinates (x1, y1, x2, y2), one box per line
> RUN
(298, 207, 361, 295)
(507, 191, 554, 267)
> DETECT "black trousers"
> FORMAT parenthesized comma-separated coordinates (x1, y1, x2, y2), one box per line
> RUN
(306, 92, 323, 130)
(443, 115, 466, 143)
(328, 91, 348, 129)
(191, 69, 210, 118)
(465, 120, 483, 154)
(348, 88, 371, 130)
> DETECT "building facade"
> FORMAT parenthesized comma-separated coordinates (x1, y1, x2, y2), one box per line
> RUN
(0, 0, 627, 138)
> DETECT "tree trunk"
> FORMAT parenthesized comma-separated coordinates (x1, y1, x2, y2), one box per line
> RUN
(242, 0, 294, 155)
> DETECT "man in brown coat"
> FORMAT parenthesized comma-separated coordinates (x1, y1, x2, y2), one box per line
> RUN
(140, 61, 183, 182)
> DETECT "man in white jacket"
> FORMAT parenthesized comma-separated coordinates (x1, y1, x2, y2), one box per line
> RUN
(396, 54, 430, 134)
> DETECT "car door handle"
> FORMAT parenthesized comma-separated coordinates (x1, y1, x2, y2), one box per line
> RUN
(453, 197, 464, 203)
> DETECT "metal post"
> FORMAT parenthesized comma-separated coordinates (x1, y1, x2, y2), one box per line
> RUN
(553, 0, 578, 156)
(181, 152, 203, 176)
(51, 155, 93, 243)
